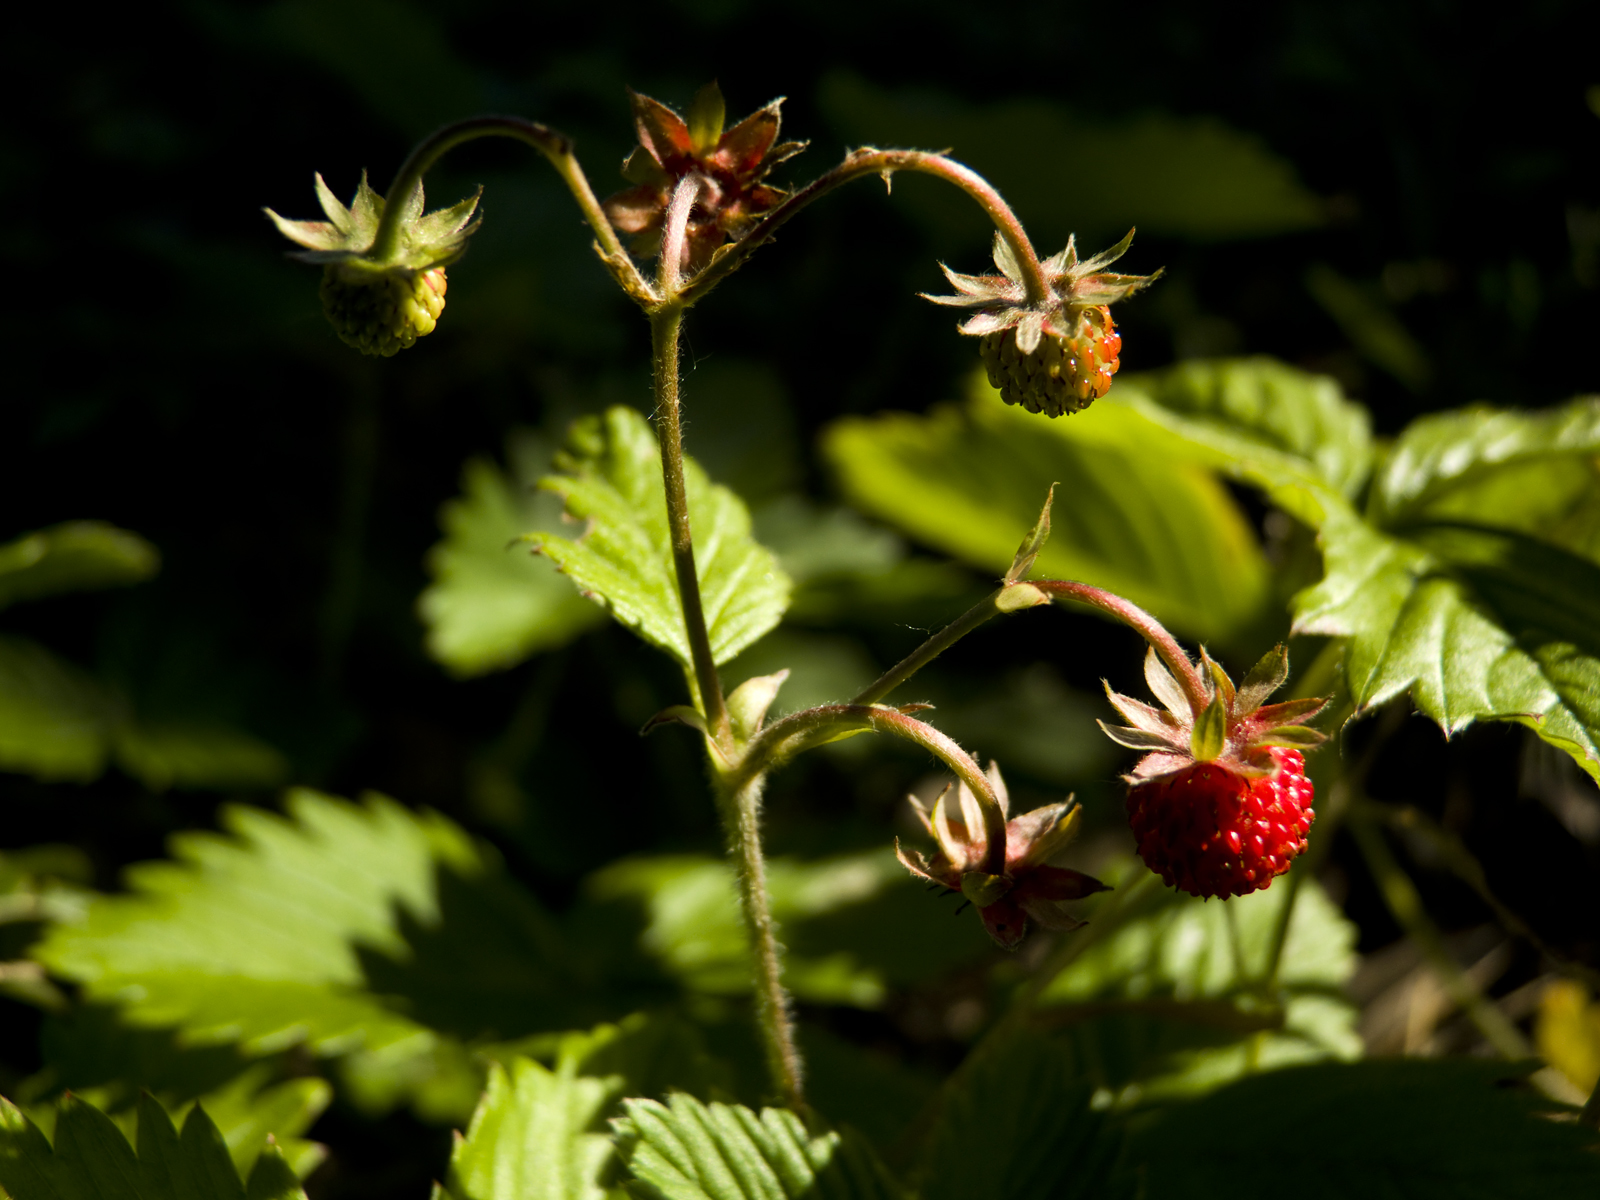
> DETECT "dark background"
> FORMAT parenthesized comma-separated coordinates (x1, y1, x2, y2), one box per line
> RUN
(5, 0, 1600, 1193)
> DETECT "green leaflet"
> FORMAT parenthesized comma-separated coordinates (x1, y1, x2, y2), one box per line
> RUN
(821, 377, 1270, 642)
(0, 522, 159, 612)
(419, 446, 604, 678)
(34, 790, 587, 1062)
(1035, 863, 1360, 1099)
(446, 1056, 620, 1200)
(529, 407, 791, 677)
(0, 1092, 306, 1200)
(613, 1092, 903, 1200)
(1131, 1059, 1600, 1199)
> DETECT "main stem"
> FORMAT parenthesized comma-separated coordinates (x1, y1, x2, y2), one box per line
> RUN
(650, 307, 730, 742)
(721, 773, 804, 1108)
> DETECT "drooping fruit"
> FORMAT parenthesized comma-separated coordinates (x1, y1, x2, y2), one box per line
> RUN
(1099, 644, 1328, 899)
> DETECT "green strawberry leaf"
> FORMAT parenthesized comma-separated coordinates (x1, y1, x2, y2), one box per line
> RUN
(916, 1029, 1123, 1200)
(1036, 863, 1360, 1098)
(821, 377, 1271, 641)
(1130, 1059, 1600, 1199)
(529, 407, 791, 679)
(419, 442, 604, 679)
(1295, 510, 1600, 779)
(446, 1054, 621, 1200)
(34, 791, 597, 1066)
(612, 1092, 903, 1200)
(0, 1092, 307, 1200)
(0, 522, 160, 612)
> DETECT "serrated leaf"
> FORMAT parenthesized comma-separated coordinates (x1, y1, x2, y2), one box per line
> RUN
(419, 450, 603, 678)
(1131, 1059, 1600, 1198)
(446, 1056, 620, 1200)
(1295, 508, 1600, 781)
(613, 1093, 903, 1200)
(917, 1029, 1122, 1200)
(0, 1091, 302, 1200)
(530, 407, 791, 676)
(1037, 863, 1360, 1098)
(821, 381, 1269, 641)
(0, 522, 159, 611)
(33, 790, 579, 1062)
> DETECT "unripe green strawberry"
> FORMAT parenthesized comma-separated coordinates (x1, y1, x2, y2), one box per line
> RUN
(320, 265, 448, 357)
(925, 231, 1155, 416)
(266, 172, 479, 357)
(978, 305, 1123, 417)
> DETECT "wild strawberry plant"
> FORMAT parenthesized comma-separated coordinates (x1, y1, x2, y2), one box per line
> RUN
(2, 83, 1599, 1199)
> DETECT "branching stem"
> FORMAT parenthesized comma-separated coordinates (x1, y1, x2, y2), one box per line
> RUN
(678, 148, 1052, 308)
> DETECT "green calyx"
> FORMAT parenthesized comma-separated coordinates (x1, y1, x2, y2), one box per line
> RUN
(266, 173, 481, 355)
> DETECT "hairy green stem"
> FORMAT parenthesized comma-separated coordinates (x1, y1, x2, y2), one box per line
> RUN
(679, 148, 1052, 308)
(367, 115, 650, 297)
(650, 306, 730, 743)
(717, 771, 804, 1108)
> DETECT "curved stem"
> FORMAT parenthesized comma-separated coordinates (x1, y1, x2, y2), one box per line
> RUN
(367, 115, 650, 297)
(868, 709, 1008, 875)
(657, 176, 703, 298)
(651, 307, 730, 743)
(678, 148, 1051, 308)
(717, 771, 803, 1107)
(1032, 579, 1210, 716)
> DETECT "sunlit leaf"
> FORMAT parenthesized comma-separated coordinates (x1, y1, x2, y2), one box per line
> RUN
(821, 377, 1270, 640)
(1536, 980, 1600, 1094)
(419, 450, 603, 678)
(530, 407, 791, 678)
(1036, 863, 1360, 1098)
(446, 1055, 619, 1200)
(0, 522, 159, 612)
(819, 73, 1324, 247)
(1131, 1060, 1600, 1198)
(613, 1092, 903, 1200)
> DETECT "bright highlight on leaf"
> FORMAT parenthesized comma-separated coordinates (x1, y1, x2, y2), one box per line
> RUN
(528, 406, 791, 676)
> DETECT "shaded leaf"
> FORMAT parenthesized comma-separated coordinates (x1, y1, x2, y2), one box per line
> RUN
(530, 407, 791, 676)
(917, 1029, 1122, 1200)
(1131, 1059, 1600, 1199)
(0, 635, 114, 783)
(821, 379, 1269, 641)
(0, 1091, 305, 1200)
(0, 522, 159, 612)
(112, 723, 289, 793)
(1036, 863, 1360, 1098)
(419, 449, 604, 678)
(1305, 264, 1432, 392)
(613, 1092, 902, 1200)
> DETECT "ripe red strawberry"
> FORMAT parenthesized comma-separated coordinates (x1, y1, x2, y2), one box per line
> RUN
(1127, 746, 1315, 899)
(1099, 644, 1327, 899)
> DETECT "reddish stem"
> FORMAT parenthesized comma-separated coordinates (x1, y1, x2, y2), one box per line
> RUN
(1032, 579, 1210, 716)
